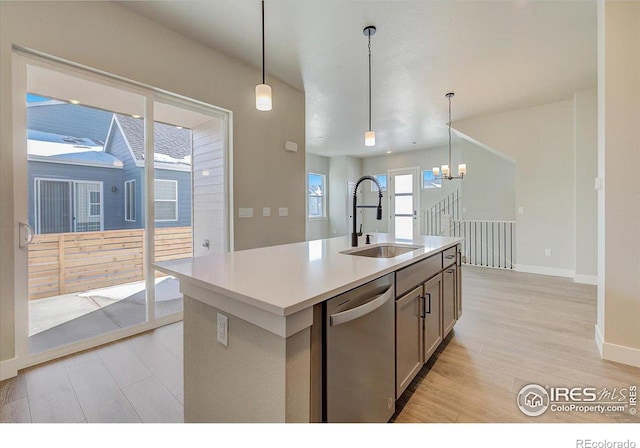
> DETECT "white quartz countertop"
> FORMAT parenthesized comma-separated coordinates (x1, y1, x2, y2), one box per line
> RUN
(154, 233, 463, 317)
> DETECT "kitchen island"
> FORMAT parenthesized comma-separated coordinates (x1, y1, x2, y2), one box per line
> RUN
(155, 233, 463, 423)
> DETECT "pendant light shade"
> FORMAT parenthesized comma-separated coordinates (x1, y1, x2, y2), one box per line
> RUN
(256, 84, 272, 111)
(365, 130, 376, 147)
(256, 1, 272, 111)
(364, 26, 376, 147)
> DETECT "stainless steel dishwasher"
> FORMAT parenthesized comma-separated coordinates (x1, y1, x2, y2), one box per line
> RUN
(324, 273, 395, 422)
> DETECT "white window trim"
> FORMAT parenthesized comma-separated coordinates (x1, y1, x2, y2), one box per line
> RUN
(308, 172, 326, 220)
(154, 178, 178, 222)
(124, 179, 136, 222)
(87, 189, 101, 218)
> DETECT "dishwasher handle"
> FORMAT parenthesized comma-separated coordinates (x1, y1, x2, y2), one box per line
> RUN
(329, 285, 393, 327)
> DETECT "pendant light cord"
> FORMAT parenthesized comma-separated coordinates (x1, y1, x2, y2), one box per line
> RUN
(368, 34, 372, 132)
(448, 94, 452, 175)
(262, 1, 265, 85)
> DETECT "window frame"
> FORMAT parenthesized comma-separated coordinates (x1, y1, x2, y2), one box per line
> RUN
(154, 178, 178, 222)
(307, 172, 326, 220)
(371, 174, 387, 192)
(422, 169, 442, 189)
(124, 179, 136, 222)
(88, 189, 101, 218)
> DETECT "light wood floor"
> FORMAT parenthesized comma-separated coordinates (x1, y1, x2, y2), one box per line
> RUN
(393, 266, 639, 423)
(1, 266, 638, 423)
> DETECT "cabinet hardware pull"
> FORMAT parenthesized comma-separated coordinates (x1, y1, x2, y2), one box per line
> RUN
(446, 269, 454, 274)
(445, 254, 455, 259)
(420, 295, 426, 318)
(424, 292, 431, 315)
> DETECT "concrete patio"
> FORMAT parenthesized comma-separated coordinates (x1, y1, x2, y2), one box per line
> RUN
(29, 276, 182, 354)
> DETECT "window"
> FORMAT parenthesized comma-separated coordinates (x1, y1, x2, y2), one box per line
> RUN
(422, 170, 442, 189)
(124, 180, 136, 222)
(308, 173, 326, 219)
(88, 191, 101, 217)
(371, 174, 387, 192)
(154, 179, 178, 221)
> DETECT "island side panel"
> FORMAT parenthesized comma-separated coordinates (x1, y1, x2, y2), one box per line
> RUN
(184, 296, 310, 422)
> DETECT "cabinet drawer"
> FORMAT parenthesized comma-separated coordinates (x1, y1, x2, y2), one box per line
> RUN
(443, 246, 457, 268)
(396, 254, 442, 297)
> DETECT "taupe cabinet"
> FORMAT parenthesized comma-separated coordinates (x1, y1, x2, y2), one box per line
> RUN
(394, 244, 461, 399)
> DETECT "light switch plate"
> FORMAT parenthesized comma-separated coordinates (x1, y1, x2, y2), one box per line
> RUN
(263, 207, 271, 217)
(239, 207, 254, 218)
(278, 207, 288, 217)
(217, 313, 228, 347)
(518, 206, 525, 215)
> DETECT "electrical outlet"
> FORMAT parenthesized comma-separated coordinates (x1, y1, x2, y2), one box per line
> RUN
(263, 207, 271, 217)
(544, 249, 552, 257)
(217, 313, 228, 347)
(518, 206, 525, 215)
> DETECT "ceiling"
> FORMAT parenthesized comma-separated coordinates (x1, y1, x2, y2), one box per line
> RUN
(116, 1, 597, 157)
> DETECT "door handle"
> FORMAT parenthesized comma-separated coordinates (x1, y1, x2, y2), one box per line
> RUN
(330, 285, 393, 327)
(19, 222, 34, 249)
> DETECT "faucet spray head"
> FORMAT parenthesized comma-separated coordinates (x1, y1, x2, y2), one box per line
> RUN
(376, 194, 382, 220)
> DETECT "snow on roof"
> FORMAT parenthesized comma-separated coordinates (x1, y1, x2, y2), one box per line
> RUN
(27, 139, 123, 168)
(28, 130, 103, 147)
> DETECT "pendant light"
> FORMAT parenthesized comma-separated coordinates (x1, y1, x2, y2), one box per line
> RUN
(364, 26, 376, 146)
(433, 92, 467, 180)
(255, 1, 272, 111)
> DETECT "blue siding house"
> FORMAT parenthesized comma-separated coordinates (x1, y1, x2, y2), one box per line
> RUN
(27, 99, 192, 234)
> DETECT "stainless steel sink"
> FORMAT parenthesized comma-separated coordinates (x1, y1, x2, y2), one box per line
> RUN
(341, 243, 423, 258)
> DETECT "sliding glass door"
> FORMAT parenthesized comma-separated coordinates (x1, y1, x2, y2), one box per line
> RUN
(13, 53, 230, 365)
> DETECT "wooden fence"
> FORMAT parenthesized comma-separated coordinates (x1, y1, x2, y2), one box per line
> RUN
(28, 227, 192, 300)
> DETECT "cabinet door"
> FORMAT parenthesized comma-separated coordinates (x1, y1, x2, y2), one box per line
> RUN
(423, 275, 442, 362)
(395, 285, 424, 399)
(442, 266, 457, 337)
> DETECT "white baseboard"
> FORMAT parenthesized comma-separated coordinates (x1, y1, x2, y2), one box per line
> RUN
(0, 357, 18, 381)
(594, 324, 604, 358)
(574, 274, 598, 285)
(515, 264, 575, 279)
(602, 341, 640, 368)
(595, 325, 640, 368)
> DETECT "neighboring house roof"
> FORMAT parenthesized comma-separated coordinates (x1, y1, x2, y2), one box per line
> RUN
(27, 102, 113, 143)
(28, 141, 123, 169)
(28, 129, 103, 147)
(114, 114, 192, 164)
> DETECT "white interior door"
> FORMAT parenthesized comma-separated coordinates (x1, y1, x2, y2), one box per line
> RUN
(389, 168, 420, 240)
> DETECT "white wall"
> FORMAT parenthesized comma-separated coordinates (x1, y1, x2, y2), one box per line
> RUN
(328, 156, 361, 237)
(597, 1, 640, 366)
(306, 153, 330, 240)
(455, 100, 577, 277)
(0, 2, 305, 365)
(574, 89, 598, 281)
(361, 141, 516, 234)
(460, 141, 516, 221)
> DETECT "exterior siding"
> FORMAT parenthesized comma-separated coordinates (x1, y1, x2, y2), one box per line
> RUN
(155, 168, 192, 228)
(105, 123, 145, 229)
(27, 103, 112, 142)
(28, 160, 124, 231)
